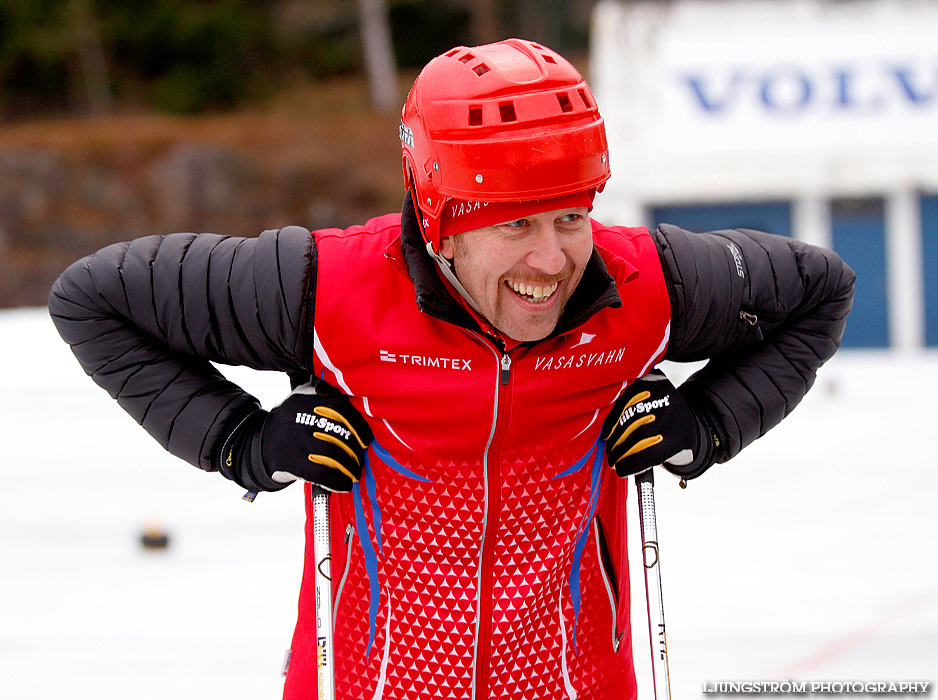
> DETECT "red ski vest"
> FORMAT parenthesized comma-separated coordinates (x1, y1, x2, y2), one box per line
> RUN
(283, 214, 671, 700)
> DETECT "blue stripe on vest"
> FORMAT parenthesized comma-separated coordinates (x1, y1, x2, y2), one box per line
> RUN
(552, 441, 596, 480)
(352, 466, 381, 659)
(372, 440, 434, 483)
(568, 439, 604, 651)
(364, 450, 384, 557)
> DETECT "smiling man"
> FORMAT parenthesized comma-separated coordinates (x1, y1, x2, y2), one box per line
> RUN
(439, 199, 594, 341)
(49, 39, 854, 700)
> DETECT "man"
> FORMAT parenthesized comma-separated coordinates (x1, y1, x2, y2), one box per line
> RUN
(49, 39, 854, 700)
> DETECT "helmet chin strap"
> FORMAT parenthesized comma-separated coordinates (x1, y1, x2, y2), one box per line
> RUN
(425, 241, 486, 317)
(410, 181, 487, 318)
(409, 180, 487, 318)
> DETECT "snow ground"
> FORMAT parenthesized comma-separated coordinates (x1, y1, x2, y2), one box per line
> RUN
(1, 307, 935, 699)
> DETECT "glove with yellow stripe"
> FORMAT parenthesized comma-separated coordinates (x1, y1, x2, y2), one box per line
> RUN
(218, 383, 372, 493)
(602, 370, 717, 482)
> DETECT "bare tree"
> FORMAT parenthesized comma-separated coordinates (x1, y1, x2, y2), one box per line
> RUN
(68, 0, 112, 115)
(469, 0, 501, 45)
(357, 0, 397, 112)
(514, 0, 565, 51)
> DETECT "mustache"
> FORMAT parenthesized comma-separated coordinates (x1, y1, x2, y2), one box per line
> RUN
(502, 262, 574, 287)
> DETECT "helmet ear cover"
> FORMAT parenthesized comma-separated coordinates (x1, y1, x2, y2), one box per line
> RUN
(400, 38, 610, 252)
(403, 157, 446, 249)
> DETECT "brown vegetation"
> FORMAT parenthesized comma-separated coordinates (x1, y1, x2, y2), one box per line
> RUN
(0, 75, 415, 308)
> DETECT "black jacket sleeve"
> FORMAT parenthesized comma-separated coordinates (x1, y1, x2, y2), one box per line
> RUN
(654, 224, 855, 463)
(47, 228, 316, 472)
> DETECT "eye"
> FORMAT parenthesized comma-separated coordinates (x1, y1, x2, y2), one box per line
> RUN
(501, 218, 528, 229)
(558, 213, 582, 224)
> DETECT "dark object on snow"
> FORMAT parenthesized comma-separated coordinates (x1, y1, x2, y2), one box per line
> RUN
(139, 523, 170, 550)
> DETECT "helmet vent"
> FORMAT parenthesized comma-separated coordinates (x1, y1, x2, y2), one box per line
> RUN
(468, 106, 483, 126)
(457, 53, 475, 64)
(498, 102, 517, 123)
(557, 93, 573, 113)
(445, 49, 460, 57)
(542, 54, 557, 65)
(473, 63, 490, 77)
(578, 89, 592, 108)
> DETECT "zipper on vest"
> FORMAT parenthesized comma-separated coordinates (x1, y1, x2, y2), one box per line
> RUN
(500, 352, 511, 385)
(739, 310, 763, 340)
(466, 331, 513, 700)
(332, 524, 355, 630)
(593, 520, 623, 653)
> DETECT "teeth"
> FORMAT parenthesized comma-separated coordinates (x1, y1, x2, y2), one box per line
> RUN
(507, 280, 559, 303)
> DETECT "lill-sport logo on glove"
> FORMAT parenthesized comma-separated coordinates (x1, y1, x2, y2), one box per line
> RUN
(295, 412, 352, 442)
(617, 395, 670, 426)
(259, 387, 374, 493)
(602, 369, 709, 481)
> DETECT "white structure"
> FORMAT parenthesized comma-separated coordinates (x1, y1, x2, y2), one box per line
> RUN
(590, 0, 938, 348)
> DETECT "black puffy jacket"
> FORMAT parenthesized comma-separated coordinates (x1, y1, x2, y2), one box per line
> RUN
(48, 204, 854, 484)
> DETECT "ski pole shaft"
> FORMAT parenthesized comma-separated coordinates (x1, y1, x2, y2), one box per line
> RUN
(635, 469, 672, 700)
(311, 486, 336, 700)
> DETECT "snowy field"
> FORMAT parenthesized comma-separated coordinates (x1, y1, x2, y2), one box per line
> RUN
(1, 306, 936, 699)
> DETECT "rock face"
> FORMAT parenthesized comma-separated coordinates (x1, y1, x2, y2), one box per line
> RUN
(148, 144, 259, 225)
(0, 129, 400, 307)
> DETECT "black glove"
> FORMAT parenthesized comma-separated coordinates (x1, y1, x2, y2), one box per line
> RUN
(218, 384, 373, 493)
(601, 370, 716, 481)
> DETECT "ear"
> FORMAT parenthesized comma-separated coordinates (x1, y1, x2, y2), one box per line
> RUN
(440, 236, 455, 260)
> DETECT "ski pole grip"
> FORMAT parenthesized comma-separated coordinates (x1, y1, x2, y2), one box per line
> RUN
(310, 486, 336, 700)
(635, 468, 655, 487)
(636, 470, 659, 570)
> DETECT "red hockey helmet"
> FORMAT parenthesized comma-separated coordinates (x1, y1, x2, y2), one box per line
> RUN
(400, 38, 610, 252)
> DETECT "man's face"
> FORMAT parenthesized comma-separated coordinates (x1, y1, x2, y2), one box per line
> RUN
(440, 207, 593, 342)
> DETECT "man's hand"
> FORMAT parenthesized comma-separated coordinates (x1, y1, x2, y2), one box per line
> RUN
(220, 384, 373, 493)
(261, 385, 373, 491)
(601, 370, 714, 481)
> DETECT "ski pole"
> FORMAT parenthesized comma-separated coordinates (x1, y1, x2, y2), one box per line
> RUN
(635, 469, 672, 700)
(311, 485, 336, 700)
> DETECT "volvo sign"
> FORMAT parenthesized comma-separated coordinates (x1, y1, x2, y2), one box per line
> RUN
(592, 0, 938, 161)
(681, 64, 938, 115)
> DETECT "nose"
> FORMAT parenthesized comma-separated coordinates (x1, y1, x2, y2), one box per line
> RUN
(524, 224, 566, 275)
